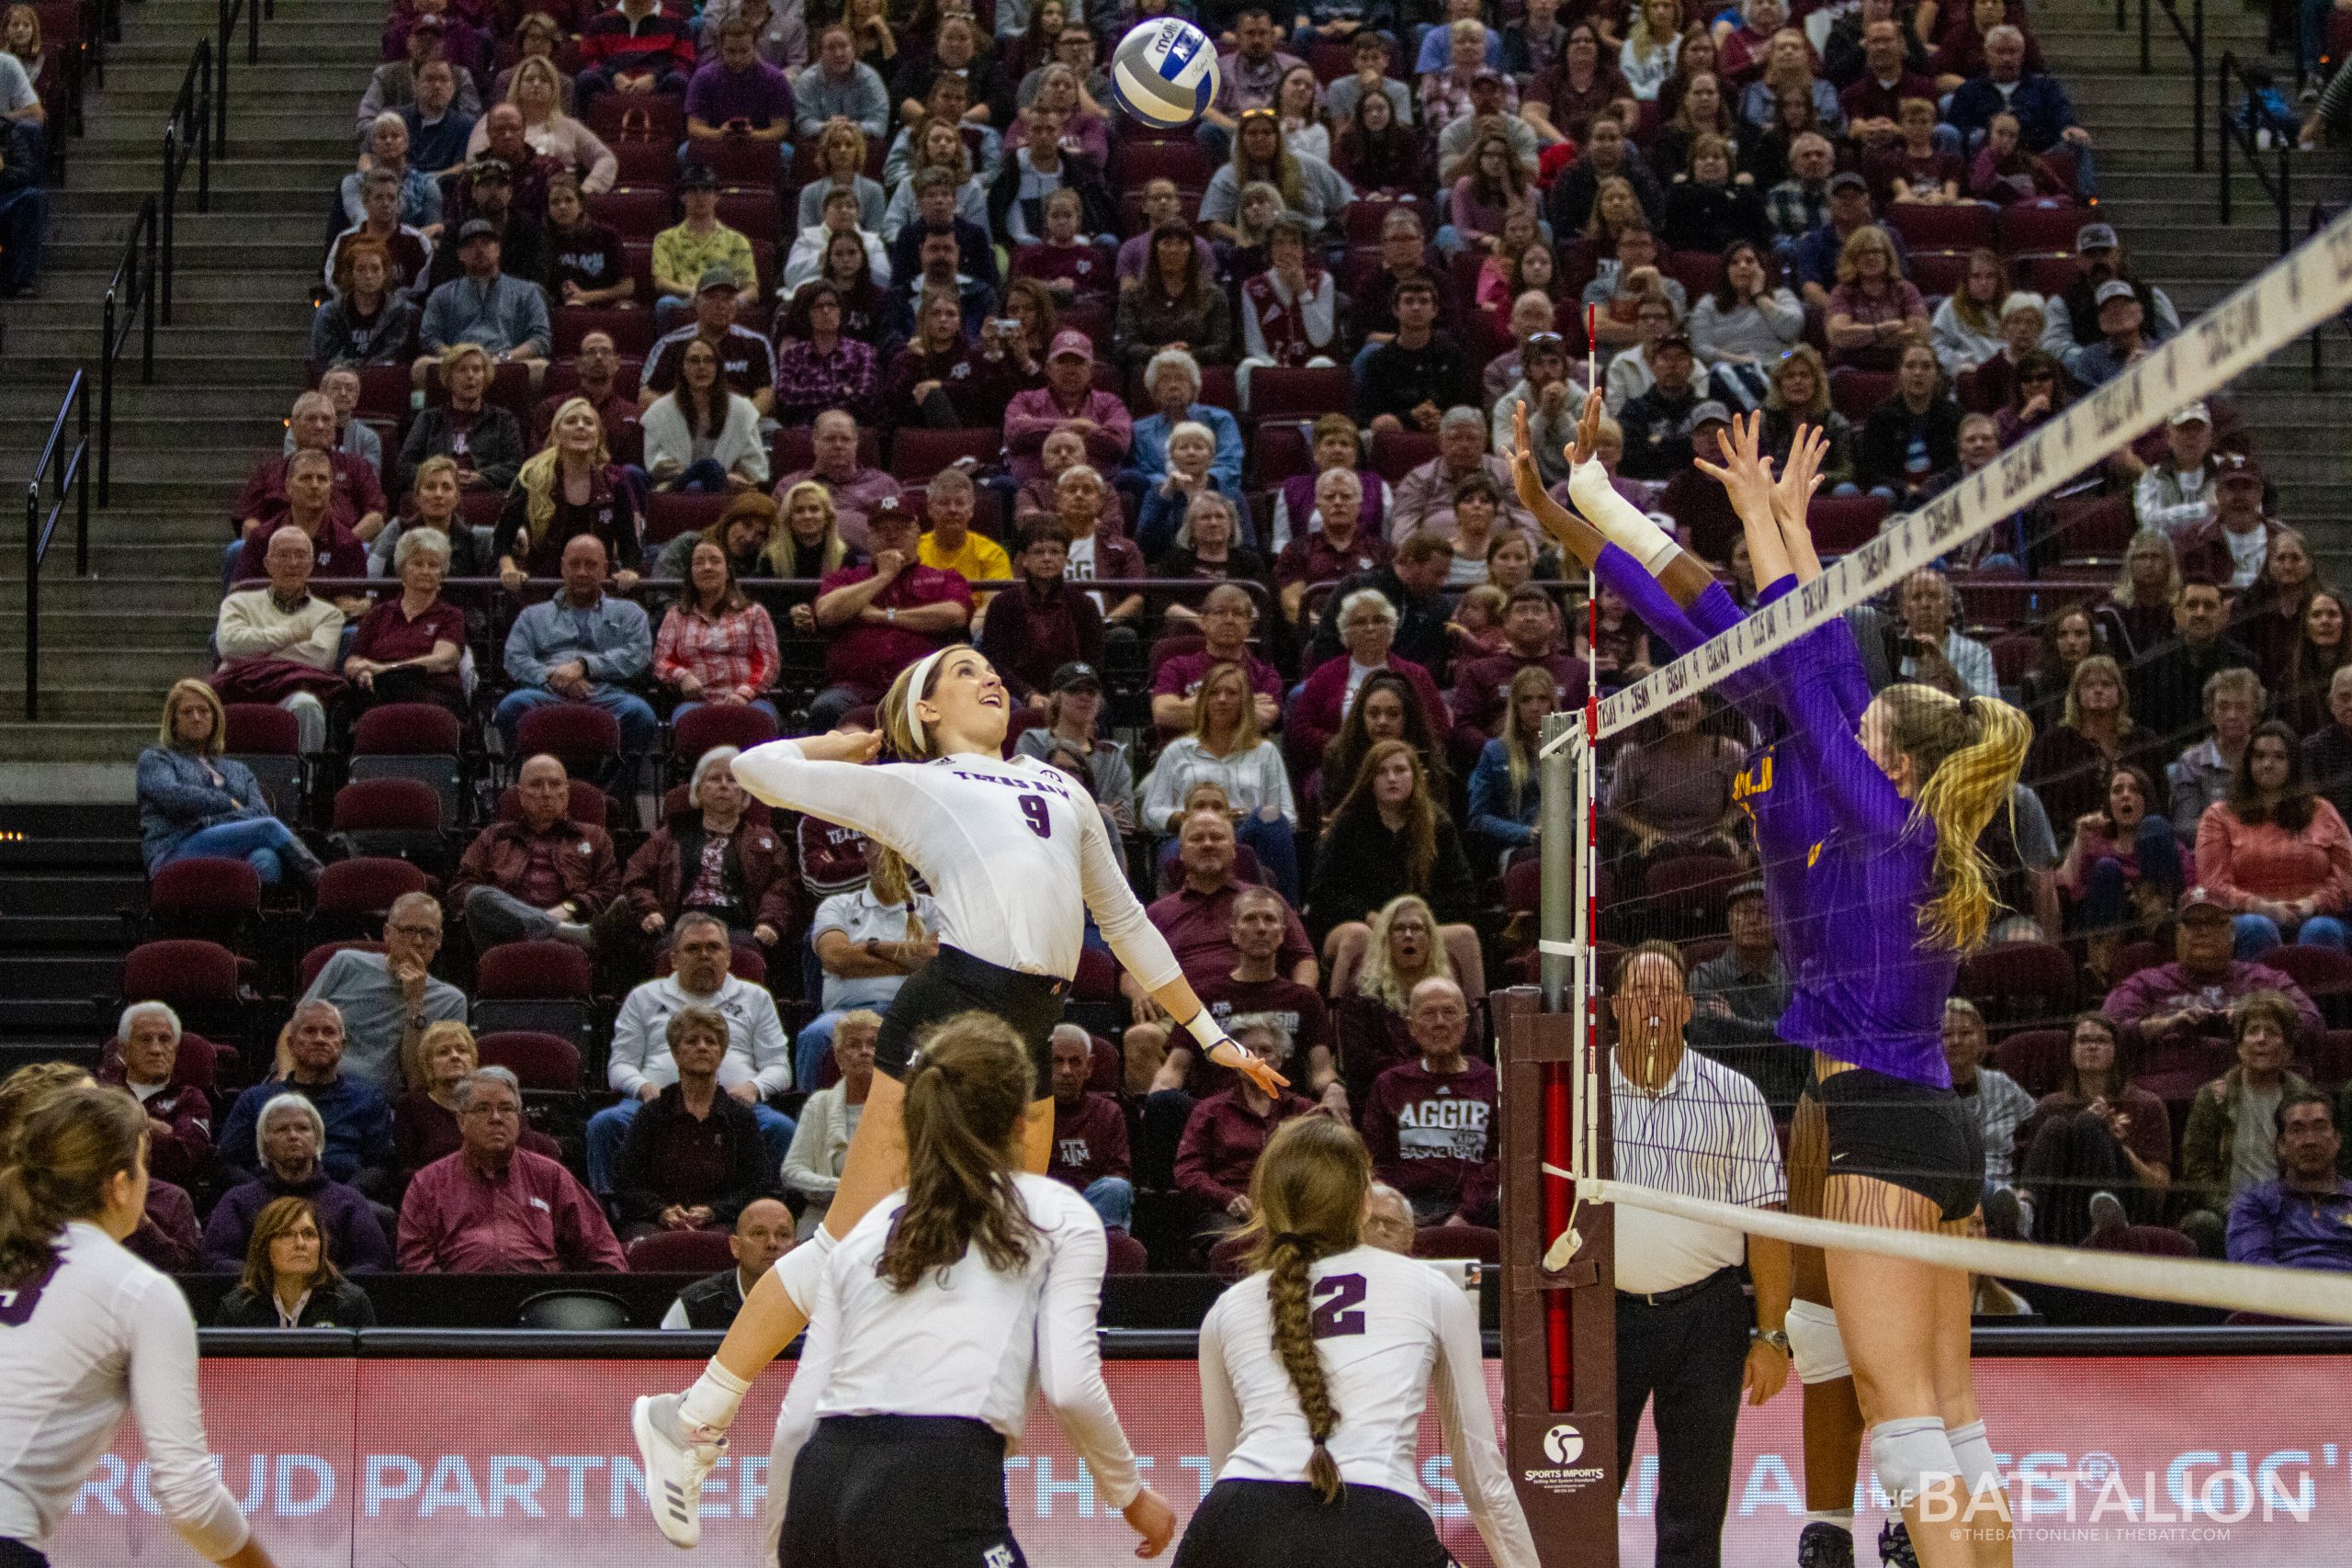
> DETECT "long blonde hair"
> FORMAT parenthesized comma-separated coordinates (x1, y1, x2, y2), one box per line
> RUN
(513, 398, 613, 553)
(1498, 663, 1558, 809)
(1238, 1116, 1373, 1505)
(878, 1014, 1038, 1291)
(765, 480, 850, 577)
(1871, 684, 2033, 950)
(157, 677, 227, 755)
(1355, 893, 1453, 1010)
(0, 1078, 145, 1288)
(506, 54, 571, 124)
(1190, 660, 1264, 756)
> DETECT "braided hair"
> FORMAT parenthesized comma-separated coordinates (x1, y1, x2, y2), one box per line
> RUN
(1241, 1116, 1373, 1503)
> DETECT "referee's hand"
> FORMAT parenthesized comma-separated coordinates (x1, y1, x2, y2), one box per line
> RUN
(1743, 1338, 1790, 1405)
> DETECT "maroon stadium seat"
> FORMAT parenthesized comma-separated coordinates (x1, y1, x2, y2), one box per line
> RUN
(496, 778, 612, 828)
(890, 424, 1002, 480)
(628, 1230, 736, 1272)
(1991, 1028, 2069, 1097)
(120, 940, 246, 1010)
(1827, 367, 1894, 423)
(1412, 1224, 1501, 1263)
(1995, 201, 2087, 257)
(1804, 494, 1888, 554)
(1103, 1231, 1149, 1274)
(477, 940, 596, 998)
(478, 1029, 586, 1093)
(331, 777, 443, 834)
(298, 940, 387, 993)
(1883, 203, 1997, 254)
(673, 703, 781, 762)
(1247, 365, 1353, 421)
(645, 490, 732, 545)
(514, 704, 623, 781)
(595, 186, 673, 240)
(553, 305, 658, 357)
(313, 857, 432, 926)
(146, 857, 262, 934)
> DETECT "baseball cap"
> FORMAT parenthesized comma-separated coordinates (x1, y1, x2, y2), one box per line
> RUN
(1727, 878, 1766, 905)
(2169, 401, 2211, 426)
(696, 265, 741, 295)
(1827, 170, 1869, 194)
(411, 12, 446, 28)
(677, 164, 719, 191)
(1047, 329, 1094, 361)
(456, 217, 499, 243)
(468, 156, 512, 183)
(868, 495, 917, 528)
(1524, 331, 1567, 355)
(1050, 661, 1102, 693)
(2178, 886, 2233, 920)
(2216, 452, 2264, 486)
(2076, 221, 2120, 251)
(1690, 400, 1734, 429)
(2094, 278, 2139, 307)
(1998, 290, 2045, 321)
(1654, 329, 1695, 355)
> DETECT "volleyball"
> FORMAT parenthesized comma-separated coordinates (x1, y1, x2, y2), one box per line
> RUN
(1109, 17, 1219, 130)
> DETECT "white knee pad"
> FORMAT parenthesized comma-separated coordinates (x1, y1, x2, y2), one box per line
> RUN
(1784, 1298, 1851, 1386)
(1871, 1416, 1961, 1513)
(1946, 1419, 2001, 1501)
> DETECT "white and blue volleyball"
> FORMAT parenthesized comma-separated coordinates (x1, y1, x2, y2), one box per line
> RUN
(1110, 17, 1220, 130)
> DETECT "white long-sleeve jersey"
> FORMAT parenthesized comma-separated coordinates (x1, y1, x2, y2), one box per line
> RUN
(731, 741, 1183, 991)
(0, 1223, 250, 1557)
(1197, 1245, 1539, 1568)
(766, 1173, 1143, 1529)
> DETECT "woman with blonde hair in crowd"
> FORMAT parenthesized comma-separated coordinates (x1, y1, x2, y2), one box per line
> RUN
(2091, 528, 2183, 669)
(493, 394, 639, 587)
(1468, 664, 1562, 866)
(1308, 742, 1482, 998)
(797, 121, 888, 233)
(1825, 224, 1928, 370)
(468, 55, 614, 192)
(1140, 661, 1301, 901)
(494, 11, 572, 108)
(1325, 893, 1462, 1105)
(138, 679, 321, 886)
(215, 1197, 377, 1327)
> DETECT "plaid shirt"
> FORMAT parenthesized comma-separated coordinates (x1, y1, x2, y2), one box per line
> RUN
(772, 336, 879, 425)
(1765, 177, 1832, 241)
(654, 601, 780, 701)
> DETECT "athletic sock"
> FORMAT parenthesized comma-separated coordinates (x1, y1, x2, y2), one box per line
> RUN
(678, 1358, 752, 1437)
(1945, 1419, 2000, 1503)
(1805, 1509, 1855, 1529)
(1565, 455, 1680, 572)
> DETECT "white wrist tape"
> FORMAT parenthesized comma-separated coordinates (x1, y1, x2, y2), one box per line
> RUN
(1566, 456, 1679, 571)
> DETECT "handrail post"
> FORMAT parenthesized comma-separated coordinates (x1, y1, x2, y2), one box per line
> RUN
(97, 291, 116, 507)
(2140, 0, 2151, 73)
(22, 472, 36, 721)
(213, 0, 230, 144)
(246, 0, 257, 64)
(2193, 0, 2205, 173)
(161, 130, 177, 326)
(140, 199, 157, 383)
(198, 39, 212, 211)
(2280, 136, 2293, 257)
(2219, 51, 2233, 223)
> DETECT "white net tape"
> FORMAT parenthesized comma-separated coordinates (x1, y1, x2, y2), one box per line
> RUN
(1542, 208, 2352, 755)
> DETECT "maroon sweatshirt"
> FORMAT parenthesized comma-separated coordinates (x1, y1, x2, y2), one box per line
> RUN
(1175, 1089, 1319, 1211)
(1048, 1091, 1131, 1190)
(1361, 1056, 1499, 1221)
(1191, 975, 1332, 1100)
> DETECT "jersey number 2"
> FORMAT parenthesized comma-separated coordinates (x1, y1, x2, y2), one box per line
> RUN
(1018, 794, 1053, 839)
(1310, 1273, 1367, 1338)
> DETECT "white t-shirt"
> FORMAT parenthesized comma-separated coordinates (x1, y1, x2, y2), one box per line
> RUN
(1199, 1245, 1538, 1568)
(0, 1224, 248, 1555)
(733, 742, 1182, 989)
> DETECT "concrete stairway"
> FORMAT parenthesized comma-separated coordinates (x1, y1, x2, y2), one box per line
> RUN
(0, 0, 379, 772)
(0, 803, 144, 1060)
(2041, 0, 2352, 576)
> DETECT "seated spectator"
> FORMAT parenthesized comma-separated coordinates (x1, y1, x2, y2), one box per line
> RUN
(309, 367, 383, 481)
(1114, 220, 1234, 375)
(1148, 487, 1263, 604)
(577, 0, 696, 103)
(1585, 219, 1684, 352)
(653, 546, 779, 721)
(399, 344, 527, 501)
(618, 746, 794, 959)
(357, 11, 482, 136)
(644, 267, 779, 420)
(640, 334, 771, 497)
(137, 677, 321, 884)
(344, 112, 443, 232)
(213, 1197, 379, 1327)
(2132, 403, 2222, 538)
(1490, 329, 1585, 491)
(1329, 893, 1461, 1103)
(1450, 584, 1585, 742)
(1235, 219, 1340, 403)
(1272, 460, 1390, 626)
(1607, 692, 1747, 863)
(1012, 187, 1116, 306)
(2135, 574, 2256, 750)
(650, 492, 776, 591)
(913, 466, 1010, 593)
(2062, 278, 2155, 394)
(2169, 665, 2265, 845)
(1392, 408, 1532, 542)
(533, 340, 636, 453)
(806, 495, 972, 728)
(392, 1020, 560, 1181)
(773, 280, 881, 428)
(2045, 221, 2178, 353)
(1825, 225, 1928, 372)
(220, 999, 397, 1182)
(469, 56, 616, 194)
(1681, 878, 1792, 1031)
(1857, 345, 1962, 507)
(1791, 171, 1899, 310)
(2277, 584, 2349, 738)
(1524, 21, 1636, 150)
(774, 410, 902, 552)
(879, 282, 989, 429)
(1944, 24, 2094, 186)
(1142, 661, 1300, 897)
(2227, 1092, 2352, 1270)
(2196, 719, 2352, 956)
(614, 1004, 778, 1240)
(204, 1088, 393, 1272)
(1736, 27, 1841, 139)
(433, 145, 554, 286)
(226, 449, 371, 607)
(1888, 567, 1997, 699)
(781, 1011, 877, 1238)
(989, 101, 1116, 250)
(884, 151, 993, 278)
(1616, 343, 1716, 483)
(235, 390, 389, 551)
(1967, 109, 2067, 205)
(1928, 0, 2045, 88)
(2034, 672, 2172, 897)
(449, 751, 622, 950)
(661, 1197, 797, 1326)
(794, 24, 889, 141)
(1466, 666, 1558, 864)
(1308, 741, 1482, 989)
(345, 525, 467, 716)
(1152, 584, 1282, 731)
(213, 525, 348, 756)
(981, 531, 1105, 705)
(2307, 665, 2352, 818)
(1345, 206, 1450, 362)
(1362, 976, 1498, 1227)
(415, 220, 551, 378)
(2176, 455, 2281, 592)
(96, 1001, 214, 1187)
(544, 175, 631, 309)
(1358, 280, 1470, 437)
(883, 220, 997, 344)
(1204, 104, 1353, 245)
(798, 841, 942, 1088)
(1173, 1014, 1320, 1235)
(786, 182, 891, 305)
(1129, 350, 1244, 497)
(1009, 662, 1130, 818)
(496, 409, 640, 585)
(1942, 998, 2036, 1196)
(301, 893, 465, 1091)
(1872, 95, 1964, 205)
(327, 170, 435, 305)
(1764, 130, 1836, 247)
(398, 1066, 628, 1271)
(2179, 990, 2316, 1253)
(314, 237, 423, 367)
(1135, 808, 1320, 997)
(1294, 583, 1453, 767)
(1926, 253, 2010, 381)
(492, 541, 655, 779)
(2014, 1011, 2174, 1246)
(2105, 889, 2323, 1055)
(1046, 1023, 1132, 1232)
(687, 15, 798, 159)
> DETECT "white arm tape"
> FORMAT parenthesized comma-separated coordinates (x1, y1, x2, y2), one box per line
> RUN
(1566, 455, 1679, 571)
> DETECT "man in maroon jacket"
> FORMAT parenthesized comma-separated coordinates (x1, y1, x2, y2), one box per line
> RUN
(231, 391, 389, 549)
(806, 497, 973, 728)
(449, 753, 623, 951)
(1046, 1025, 1134, 1232)
(1149, 583, 1283, 733)
(1360, 976, 1499, 1228)
(1174, 1015, 1318, 1237)
(977, 529, 1104, 705)
(1448, 583, 1588, 746)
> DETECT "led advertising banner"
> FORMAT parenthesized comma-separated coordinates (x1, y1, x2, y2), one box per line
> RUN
(47, 1355, 2352, 1565)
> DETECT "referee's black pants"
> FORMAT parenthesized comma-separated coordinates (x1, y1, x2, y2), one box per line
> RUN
(1614, 1267, 1748, 1568)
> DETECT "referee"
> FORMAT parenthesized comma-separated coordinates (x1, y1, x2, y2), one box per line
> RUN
(1609, 942, 1792, 1568)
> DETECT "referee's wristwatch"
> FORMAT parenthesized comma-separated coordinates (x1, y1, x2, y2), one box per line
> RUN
(1752, 1328, 1791, 1354)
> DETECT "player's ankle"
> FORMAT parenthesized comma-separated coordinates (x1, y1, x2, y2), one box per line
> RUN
(678, 1359, 752, 1435)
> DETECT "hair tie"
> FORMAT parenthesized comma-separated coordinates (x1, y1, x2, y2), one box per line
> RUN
(900, 648, 951, 752)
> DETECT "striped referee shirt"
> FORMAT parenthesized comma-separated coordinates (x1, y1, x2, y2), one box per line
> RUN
(1610, 1045, 1786, 1297)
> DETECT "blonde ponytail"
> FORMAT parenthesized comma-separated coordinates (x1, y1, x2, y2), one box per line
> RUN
(1879, 685, 2034, 952)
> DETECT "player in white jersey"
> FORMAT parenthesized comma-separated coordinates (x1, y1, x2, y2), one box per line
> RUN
(0, 1080, 282, 1568)
(765, 1013, 1175, 1565)
(637, 645, 1285, 1547)
(1180, 1117, 1537, 1568)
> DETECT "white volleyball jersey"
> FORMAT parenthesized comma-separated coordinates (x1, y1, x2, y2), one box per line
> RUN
(0, 1223, 248, 1555)
(1198, 1245, 1538, 1568)
(733, 741, 1182, 989)
(769, 1173, 1141, 1512)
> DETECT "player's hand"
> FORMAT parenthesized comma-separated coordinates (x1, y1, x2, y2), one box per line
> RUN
(1220, 1041, 1289, 1099)
(1562, 388, 1607, 468)
(1691, 411, 1778, 522)
(1123, 1486, 1177, 1557)
(1772, 421, 1830, 526)
(1744, 1337, 1791, 1404)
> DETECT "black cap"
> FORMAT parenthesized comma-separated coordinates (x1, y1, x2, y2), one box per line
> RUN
(677, 163, 719, 191)
(1050, 661, 1102, 693)
(469, 155, 513, 184)
(1827, 170, 1869, 194)
(457, 218, 499, 243)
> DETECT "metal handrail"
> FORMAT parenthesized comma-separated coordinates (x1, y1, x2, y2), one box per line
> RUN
(162, 38, 213, 325)
(96, 196, 159, 506)
(2137, 0, 2207, 170)
(213, 0, 254, 145)
(22, 374, 92, 721)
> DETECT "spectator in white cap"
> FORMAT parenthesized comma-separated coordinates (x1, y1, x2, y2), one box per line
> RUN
(2060, 277, 2154, 391)
(2135, 402, 2222, 538)
(2043, 220, 2178, 352)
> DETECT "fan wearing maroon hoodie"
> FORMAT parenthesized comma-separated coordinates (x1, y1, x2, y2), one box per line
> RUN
(1045, 1024, 1134, 1232)
(1360, 976, 1498, 1227)
(1173, 1014, 1319, 1235)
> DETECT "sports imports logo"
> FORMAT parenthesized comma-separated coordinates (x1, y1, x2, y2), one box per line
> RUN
(1542, 1425, 1584, 1466)
(1521, 1422, 1605, 1495)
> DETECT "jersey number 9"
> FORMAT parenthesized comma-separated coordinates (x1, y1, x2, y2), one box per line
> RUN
(1019, 794, 1053, 839)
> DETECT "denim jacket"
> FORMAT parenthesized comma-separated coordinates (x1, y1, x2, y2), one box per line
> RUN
(137, 746, 274, 870)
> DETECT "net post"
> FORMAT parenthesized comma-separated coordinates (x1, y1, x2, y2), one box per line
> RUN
(1537, 711, 1576, 1010)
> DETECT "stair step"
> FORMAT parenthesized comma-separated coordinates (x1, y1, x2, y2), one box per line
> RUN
(0, 913, 136, 948)
(0, 1002, 109, 1042)
(0, 725, 168, 764)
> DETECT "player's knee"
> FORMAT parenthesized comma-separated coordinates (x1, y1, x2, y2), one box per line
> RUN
(1871, 1416, 1960, 1512)
(1783, 1298, 1849, 1385)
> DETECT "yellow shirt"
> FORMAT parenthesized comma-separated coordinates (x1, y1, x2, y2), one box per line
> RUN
(918, 529, 1012, 591)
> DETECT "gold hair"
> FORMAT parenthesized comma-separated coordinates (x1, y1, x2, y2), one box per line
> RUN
(513, 397, 612, 553)
(157, 677, 228, 756)
(405, 1018, 478, 1093)
(0, 1080, 144, 1288)
(1875, 683, 2033, 950)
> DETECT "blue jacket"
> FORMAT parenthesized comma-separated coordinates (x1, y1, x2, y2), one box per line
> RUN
(503, 591, 653, 694)
(136, 745, 276, 871)
(1129, 404, 1245, 496)
(1466, 737, 1538, 849)
(1946, 73, 2080, 153)
(418, 270, 552, 360)
(217, 1074, 397, 1187)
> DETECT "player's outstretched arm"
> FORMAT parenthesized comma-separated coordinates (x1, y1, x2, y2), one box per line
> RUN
(1693, 412, 1796, 590)
(1769, 423, 1832, 585)
(1537, 393, 1718, 606)
(1508, 398, 1607, 568)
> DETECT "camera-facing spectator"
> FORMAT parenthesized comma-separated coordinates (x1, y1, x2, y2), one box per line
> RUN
(213, 1197, 379, 1326)
(1046, 1023, 1133, 1233)
(614, 1004, 780, 1239)
(2179, 991, 2322, 1252)
(398, 1066, 628, 1272)
(806, 495, 973, 728)
(203, 1088, 393, 1273)
(577, 0, 697, 103)
(782, 1010, 879, 1238)
(344, 525, 468, 716)
(1361, 976, 1498, 1228)
(449, 751, 623, 950)
(1174, 1014, 1321, 1234)
(773, 410, 904, 553)
(217, 1001, 397, 1193)
(2226, 1092, 2352, 1271)
(95, 1001, 213, 1187)
(138, 678, 322, 886)
(618, 746, 796, 959)
(300, 892, 467, 1091)
(392, 1021, 561, 1183)
(661, 1196, 797, 1326)
(400, 343, 528, 500)
(416, 221, 552, 378)
(492, 536, 656, 770)
(2013, 1012, 2173, 1247)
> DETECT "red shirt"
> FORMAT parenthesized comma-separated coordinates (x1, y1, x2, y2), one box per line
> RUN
(395, 1147, 628, 1273)
(350, 595, 468, 670)
(1450, 648, 1589, 739)
(1175, 1089, 1319, 1209)
(1273, 527, 1388, 591)
(1153, 649, 1283, 710)
(1360, 1056, 1499, 1219)
(1012, 241, 1114, 301)
(816, 559, 975, 699)
(1144, 879, 1316, 987)
(1193, 974, 1330, 1098)
(1048, 1091, 1131, 1190)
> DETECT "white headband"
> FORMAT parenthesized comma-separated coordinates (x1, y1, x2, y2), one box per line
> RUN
(901, 648, 952, 752)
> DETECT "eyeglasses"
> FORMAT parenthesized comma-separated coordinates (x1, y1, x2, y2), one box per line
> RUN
(461, 1102, 521, 1119)
(388, 922, 442, 940)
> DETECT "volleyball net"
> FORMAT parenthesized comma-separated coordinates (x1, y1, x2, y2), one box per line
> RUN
(1524, 206, 2352, 1326)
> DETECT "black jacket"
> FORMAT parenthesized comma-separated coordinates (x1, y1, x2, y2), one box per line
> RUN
(988, 150, 1117, 245)
(1304, 811, 1478, 945)
(614, 1083, 776, 1228)
(1855, 393, 1964, 496)
(1307, 567, 1453, 676)
(669, 1267, 752, 1329)
(214, 1278, 378, 1327)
